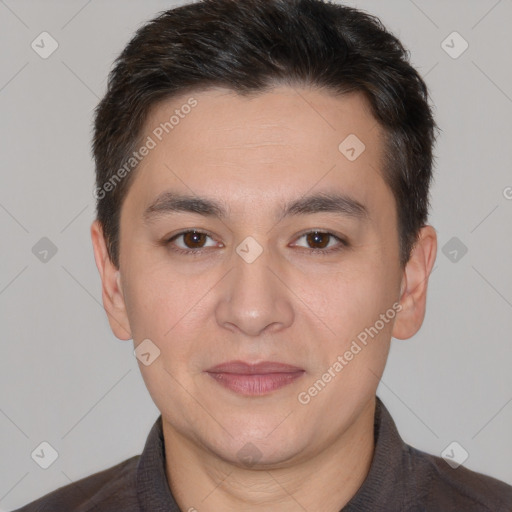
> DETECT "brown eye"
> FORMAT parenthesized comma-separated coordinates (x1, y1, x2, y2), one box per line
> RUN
(167, 230, 219, 254)
(293, 230, 347, 255)
(306, 231, 331, 249)
(182, 231, 208, 249)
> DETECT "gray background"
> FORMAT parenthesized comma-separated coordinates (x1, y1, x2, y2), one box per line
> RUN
(1, 0, 511, 509)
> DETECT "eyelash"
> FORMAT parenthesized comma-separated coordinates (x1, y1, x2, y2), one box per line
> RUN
(163, 229, 348, 257)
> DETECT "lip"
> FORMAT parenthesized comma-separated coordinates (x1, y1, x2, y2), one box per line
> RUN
(207, 360, 304, 374)
(205, 360, 305, 396)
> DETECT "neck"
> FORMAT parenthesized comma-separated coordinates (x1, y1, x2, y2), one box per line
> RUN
(163, 396, 376, 512)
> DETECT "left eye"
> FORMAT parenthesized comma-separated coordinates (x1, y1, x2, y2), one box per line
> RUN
(293, 231, 345, 251)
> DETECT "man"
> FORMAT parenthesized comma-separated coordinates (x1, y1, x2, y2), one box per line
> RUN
(14, 0, 512, 510)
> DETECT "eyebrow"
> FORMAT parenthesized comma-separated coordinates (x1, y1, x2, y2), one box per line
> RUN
(142, 190, 369, 225)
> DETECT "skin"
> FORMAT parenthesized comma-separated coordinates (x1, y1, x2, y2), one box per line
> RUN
(91, 86, 437, 511)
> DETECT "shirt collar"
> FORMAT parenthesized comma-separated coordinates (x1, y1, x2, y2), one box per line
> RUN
(136, 415, 181, 511)
(341, 396, 410, 511)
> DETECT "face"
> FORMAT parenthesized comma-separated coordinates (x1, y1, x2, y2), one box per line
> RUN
(93, 86, 424, 468)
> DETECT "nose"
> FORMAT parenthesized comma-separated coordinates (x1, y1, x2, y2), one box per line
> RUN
(215, 244, 294, 337)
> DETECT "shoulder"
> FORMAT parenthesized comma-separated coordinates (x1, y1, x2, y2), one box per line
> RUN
(11, 455, 140, 512)
(405, 444, 512, 511)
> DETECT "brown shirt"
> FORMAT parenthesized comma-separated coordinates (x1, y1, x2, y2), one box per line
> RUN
(13, 397, 512, 511)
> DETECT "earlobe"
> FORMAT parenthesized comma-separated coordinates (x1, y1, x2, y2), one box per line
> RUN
(392, 225, 437, 340)
(90, 220, 132, 341)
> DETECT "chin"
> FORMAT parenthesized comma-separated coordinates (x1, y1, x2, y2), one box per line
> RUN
(208, 422, 310, 468)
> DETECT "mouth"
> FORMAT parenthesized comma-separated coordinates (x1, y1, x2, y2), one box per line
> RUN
(205, 360, 305, 396)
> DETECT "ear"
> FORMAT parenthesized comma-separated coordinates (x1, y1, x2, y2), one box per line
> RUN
(90, 219, 132, 340)
(392, 225, 437, 340)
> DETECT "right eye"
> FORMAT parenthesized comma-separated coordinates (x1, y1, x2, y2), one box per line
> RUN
(165, 229, 222, 255)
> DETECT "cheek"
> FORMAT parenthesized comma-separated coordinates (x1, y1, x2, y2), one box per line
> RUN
(309, 274, 397, 390)
(299, 262, 397, 338)
(122, 263, 213, 377)
(306, 272, 396, 395)
(121, 260, 187, 341)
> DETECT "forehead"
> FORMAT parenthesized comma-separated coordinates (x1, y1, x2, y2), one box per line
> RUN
(143, 86, 380, 156)
(123, 86, 390, 220)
